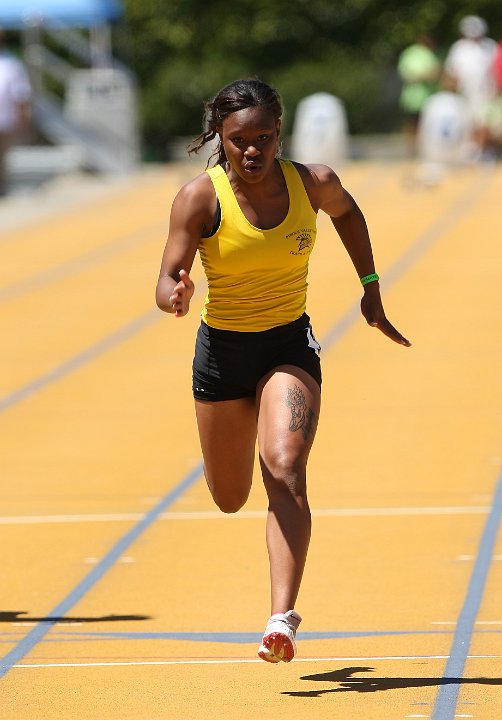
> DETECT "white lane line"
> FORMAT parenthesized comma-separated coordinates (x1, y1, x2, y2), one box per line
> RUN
(0, 513, 142, 525)
(84, 556, 135, 564)
(0, 506, 490, 525)
(6, 654, 502, 669)
(432, 620, 502, 625)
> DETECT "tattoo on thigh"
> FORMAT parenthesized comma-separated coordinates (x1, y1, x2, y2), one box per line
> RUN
(285, 384, 316, 440)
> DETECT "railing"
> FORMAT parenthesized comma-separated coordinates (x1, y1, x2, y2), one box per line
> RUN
(22, 23, 139, 175)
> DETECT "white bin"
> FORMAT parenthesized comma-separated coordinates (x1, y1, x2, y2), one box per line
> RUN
(417, 91, 472, 166)
(290, 92, 349, 167)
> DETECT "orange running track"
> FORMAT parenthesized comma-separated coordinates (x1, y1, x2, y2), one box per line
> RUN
(1, 161, 501, 719)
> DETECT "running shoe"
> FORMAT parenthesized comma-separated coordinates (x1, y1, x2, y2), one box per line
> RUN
(258, 610, 302, 663)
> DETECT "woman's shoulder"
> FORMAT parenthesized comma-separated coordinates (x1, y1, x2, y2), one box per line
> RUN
(179, 169, 214, 194)
(289, 159, 339, 180)
(288, 160, 342, 200)
(169, 170, 218, 235)
(174, 170, 216, 209)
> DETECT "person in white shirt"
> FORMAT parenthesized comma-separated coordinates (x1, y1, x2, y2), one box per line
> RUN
(444, 15, 497, 158)
(0, 28, 32, 196)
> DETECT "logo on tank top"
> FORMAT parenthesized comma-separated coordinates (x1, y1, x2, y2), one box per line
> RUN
(287, 229, 314, 256)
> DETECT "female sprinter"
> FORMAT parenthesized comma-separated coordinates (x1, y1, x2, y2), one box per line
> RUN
(156, 78, 410, 663)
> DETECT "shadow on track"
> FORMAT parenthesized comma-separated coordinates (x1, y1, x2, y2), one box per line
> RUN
(0, 611, 150, 624)
(283, 667, 502, 697)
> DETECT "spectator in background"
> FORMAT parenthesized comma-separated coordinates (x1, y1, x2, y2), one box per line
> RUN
(397, 36, 441, 156)
(480, 36, 502, 158)
(444, 15, 497, 159)
(0, 27, 32, 196)
(495, 36, 502, 91)
(482, 94, 502, 158)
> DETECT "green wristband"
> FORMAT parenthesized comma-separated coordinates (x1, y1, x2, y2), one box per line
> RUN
(360, 272, 379, 286)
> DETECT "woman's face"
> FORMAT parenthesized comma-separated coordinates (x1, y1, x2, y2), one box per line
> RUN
(219, 106, 281, 183)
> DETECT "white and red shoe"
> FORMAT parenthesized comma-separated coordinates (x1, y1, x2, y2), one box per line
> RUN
(258, 610, 302, 663)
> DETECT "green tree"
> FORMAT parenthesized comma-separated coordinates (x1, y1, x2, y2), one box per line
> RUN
(114, 0, 502, 158)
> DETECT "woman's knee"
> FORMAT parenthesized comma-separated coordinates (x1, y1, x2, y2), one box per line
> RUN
(210, 487, 250, 514)
(259, 451, 307, 499)
(204, 467, 252, 513)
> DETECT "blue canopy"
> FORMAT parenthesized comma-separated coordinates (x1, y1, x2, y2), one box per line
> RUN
(0, 0, 123, 28)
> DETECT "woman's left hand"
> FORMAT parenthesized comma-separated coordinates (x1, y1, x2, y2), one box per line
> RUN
(360, 285, 411, 347)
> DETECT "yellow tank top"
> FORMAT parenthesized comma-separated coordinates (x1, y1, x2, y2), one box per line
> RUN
(199, 159, 317, 331)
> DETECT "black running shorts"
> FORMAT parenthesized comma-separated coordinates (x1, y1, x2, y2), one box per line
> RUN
(192, 313, 322, 401)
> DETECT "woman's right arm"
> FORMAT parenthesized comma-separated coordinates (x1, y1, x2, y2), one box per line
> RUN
(156, 174, 214, 317)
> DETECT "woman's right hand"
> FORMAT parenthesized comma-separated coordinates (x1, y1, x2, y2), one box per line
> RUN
(169, 269, 195, 317)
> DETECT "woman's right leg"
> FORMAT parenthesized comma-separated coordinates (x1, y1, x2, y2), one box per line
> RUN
(195, 398, 257, 513)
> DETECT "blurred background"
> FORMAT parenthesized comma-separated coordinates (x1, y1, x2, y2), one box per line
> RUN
(1, 0, 501, 193)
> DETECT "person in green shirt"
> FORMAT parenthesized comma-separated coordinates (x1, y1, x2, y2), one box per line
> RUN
(398, 36, 441, 156)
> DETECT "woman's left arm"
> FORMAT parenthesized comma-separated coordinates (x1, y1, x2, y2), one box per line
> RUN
(305, 163, 411, 347)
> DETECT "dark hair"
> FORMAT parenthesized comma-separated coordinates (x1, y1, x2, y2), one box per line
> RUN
(188, 78, 283, 167)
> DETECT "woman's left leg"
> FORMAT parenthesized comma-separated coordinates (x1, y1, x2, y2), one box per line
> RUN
(257, 365, 321, 615)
